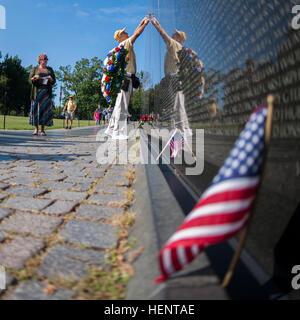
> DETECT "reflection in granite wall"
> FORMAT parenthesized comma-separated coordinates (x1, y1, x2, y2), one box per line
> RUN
(145, 0, 300, 138)
(144, 0, 300, 292)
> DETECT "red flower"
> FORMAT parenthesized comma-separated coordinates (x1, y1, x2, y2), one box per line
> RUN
(105, 76, 110, 82)
(105, 90, 110, 95)
(141, 115, 147, 121)
(148, 115, 152, 121)
(108, 60, 113, 65)
(115, 47, 120, 52)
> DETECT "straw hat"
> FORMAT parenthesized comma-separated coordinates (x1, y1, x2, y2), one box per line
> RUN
(174, 29, 186, 42)
(114, 28, 126, 41)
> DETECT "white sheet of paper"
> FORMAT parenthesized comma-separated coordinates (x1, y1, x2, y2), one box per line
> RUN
(42, 76, 51, 85)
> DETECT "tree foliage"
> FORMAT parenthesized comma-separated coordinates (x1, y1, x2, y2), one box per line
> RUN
(56, 57, 108, 120)
(129, 71, 150, 119)
(0, 52, 31, 116)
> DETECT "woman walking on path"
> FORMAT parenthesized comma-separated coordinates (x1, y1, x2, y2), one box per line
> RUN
(29, 53, 56, 136)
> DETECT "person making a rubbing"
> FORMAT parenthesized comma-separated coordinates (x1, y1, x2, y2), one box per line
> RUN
(105, 17, 150, 139)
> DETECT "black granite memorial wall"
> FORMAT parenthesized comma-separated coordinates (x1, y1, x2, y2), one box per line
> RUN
(143, 0, 300, 295)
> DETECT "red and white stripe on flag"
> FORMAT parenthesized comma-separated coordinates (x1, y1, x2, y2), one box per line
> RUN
(155, 105, 269, 282)
(169, 130, 185, 158)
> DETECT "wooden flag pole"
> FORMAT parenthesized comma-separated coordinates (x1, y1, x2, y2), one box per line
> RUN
(156, 128, 178, 161)
(221, 94, 275, 288)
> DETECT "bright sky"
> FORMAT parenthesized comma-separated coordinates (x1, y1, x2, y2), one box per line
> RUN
(0, 0, 151, 104)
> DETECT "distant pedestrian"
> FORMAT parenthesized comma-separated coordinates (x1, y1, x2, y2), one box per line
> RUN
(29, 53, 56, 136)
(63, 95, 77, 129)
(156, 113, 160, 123)
(102, 108, 108, 125)
(94, 108, 100, 125)
(96, 105, 103, 124)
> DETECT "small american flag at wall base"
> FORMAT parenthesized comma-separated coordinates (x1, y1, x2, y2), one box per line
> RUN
(170, 130, 185, 158)
(155, 105, 269, 283)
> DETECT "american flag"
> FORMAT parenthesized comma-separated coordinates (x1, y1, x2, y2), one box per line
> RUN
(155, 105, 269, 282)
(169, 130, 185, 158)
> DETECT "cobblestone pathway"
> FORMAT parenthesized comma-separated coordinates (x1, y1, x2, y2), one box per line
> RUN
(0, 130, 137, 300)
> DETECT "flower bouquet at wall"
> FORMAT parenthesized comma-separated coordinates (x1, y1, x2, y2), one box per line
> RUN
(137, 114, 155, 129)
(137, 115, 147, 129)
(101, 44, 129, 105)
(147, 115, 155, 128)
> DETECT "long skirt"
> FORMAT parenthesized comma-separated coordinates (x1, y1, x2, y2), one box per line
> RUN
(29, 88, 54, 127)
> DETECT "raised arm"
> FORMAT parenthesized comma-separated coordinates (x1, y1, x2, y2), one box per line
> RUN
(151, 17, 172, 45)
(130, 17, 150, 44)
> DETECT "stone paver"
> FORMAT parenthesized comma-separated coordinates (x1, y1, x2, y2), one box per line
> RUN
(0, 164, 14, 170)
(87, 193, 126, 205)
(64, 176, 94, 184)
(36, 168, 63, 174)
(39, 181, 74, 190)
(0, 231, 5, 242)
(0, 183, 9, 190)
(5, 186, 47, 197)
(62, 170, 87, 177)
(8, 172, 37, 178)
(4, 177, 41, 185)
(108, 166, 128, 175)
(95, 184, 127, 194)
(60, 220, 118, 248)
(37, 244, 106, 280)
(0, 208, 12, 221)
(0, 197, 53, 211)
(0, 236, 45, 269)
(87, 170, 106, 178)
(101, 174, 129, 186)
(71, 183, 92, 192)
(75, 204, 123, 220)
(43, 201, 78, 215)
(0, 193, 8, 201)
(11, 166, 33, 172)
(8, 281, 74, 300)
(0, 212, 62, 237)
(36, 174, 67, 181)
(0, 173, 17, 180)
(0, 130, 136, 300)
(44, 191, 87, 201)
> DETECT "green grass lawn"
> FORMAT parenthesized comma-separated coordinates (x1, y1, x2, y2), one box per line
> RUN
(0, 115, 101, 130)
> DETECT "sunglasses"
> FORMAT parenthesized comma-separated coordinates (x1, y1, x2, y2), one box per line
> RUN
(41, 58, 48, 61)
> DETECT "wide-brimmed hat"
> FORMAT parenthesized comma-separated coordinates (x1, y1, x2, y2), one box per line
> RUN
(174, 29, 186, 42)
(114, 28, 126, 41)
